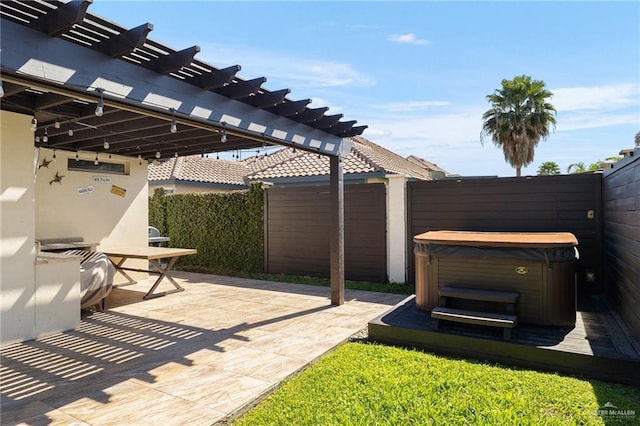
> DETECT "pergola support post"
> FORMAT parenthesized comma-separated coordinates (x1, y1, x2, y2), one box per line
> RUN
(330, 154, 345, 305)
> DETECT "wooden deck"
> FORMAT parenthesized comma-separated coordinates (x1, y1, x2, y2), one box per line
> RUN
(369, 293, 640, 386)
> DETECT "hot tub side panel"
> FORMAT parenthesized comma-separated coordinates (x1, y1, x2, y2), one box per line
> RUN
(415, 254, 576, 327)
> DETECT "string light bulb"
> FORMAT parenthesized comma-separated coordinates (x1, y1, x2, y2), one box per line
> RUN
(54, 119, 60, 129)
(31, 117, 37, 131)
(0, 82, 4, 98)
(95, 88, 104, 117)
(53, 149, 57, 162)
(35, 136, 40, 143)
(103, 139, 110, 150)
(68, 128, 74, 136)
(155, 150, 161, 159)
(75, 151, 79, 161)
(42, 128, 48, 143)
(174, 152, 178, 158)
(220, 122, 227, 143)
(170, 108, 177, 133)
(94, 153, 99, 165)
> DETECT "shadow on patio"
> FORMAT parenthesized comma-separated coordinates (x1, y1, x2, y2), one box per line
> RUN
(1, 272, 405, 425)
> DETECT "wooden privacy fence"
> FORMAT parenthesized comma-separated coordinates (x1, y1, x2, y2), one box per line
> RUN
(264, 183, 387, 282)
(407, 174, 603, 290)
(603, 154, 640, 339)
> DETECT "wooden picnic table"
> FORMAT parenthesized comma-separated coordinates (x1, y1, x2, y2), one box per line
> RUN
(101, 246, 197, 300)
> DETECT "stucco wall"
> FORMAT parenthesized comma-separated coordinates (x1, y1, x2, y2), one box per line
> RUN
(35, 148, 148, 250)
(1, 110, 37, 343)
(1, 110, 150, 344)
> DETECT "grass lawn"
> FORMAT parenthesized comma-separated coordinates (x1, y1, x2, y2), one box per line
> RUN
(181, 267, 414, 295)
(233, 342, 640, 425)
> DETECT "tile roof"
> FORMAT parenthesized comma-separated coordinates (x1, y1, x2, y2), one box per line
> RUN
(148, 155, 247, 186)
(148, 137, 445, 185)
(406, 155, 452, 177)
(246, 136, 433, 180)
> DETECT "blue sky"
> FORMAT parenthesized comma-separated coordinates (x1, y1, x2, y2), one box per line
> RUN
(90, 1, 639, 177)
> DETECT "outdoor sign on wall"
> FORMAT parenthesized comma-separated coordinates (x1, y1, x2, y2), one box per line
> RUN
(77, 185, 94, 196)
(93, 176, 112, 184)
(111, 185, 126, 197)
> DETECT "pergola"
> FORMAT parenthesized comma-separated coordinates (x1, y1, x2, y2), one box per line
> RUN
(0, 0, 365, 305)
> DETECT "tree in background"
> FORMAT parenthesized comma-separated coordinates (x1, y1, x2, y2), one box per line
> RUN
(567, 163, 587, 174)
(567, 156, 623, 174)
(635, 131, 640, 147)
(537, 161, 561, 175)
(481, 75, 557, 177)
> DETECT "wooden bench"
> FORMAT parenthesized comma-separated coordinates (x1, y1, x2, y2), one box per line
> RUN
(431, 286, 519, 340)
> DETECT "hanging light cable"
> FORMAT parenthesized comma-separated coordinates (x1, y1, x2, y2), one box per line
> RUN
(170, 108, 177, 133)
(94, 88, 104, 117)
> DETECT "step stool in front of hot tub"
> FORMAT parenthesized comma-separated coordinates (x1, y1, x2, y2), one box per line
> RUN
(431, 286, 519, 340)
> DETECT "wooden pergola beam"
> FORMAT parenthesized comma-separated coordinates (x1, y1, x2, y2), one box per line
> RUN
(96, 23, 153, 58)
(330, 155, 345, 305)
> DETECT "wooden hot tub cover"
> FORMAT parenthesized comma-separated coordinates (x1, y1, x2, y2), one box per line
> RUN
(414, 231, 579, 264)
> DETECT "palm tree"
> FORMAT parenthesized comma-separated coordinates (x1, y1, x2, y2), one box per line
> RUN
(537, 161, 561, 175)
(481, 75, 557, 176)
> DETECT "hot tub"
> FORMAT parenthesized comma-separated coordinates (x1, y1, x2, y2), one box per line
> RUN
(414, 231, 579, 327)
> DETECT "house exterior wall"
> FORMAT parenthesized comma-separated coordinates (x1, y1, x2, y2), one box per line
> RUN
(35, 148, 148, 251)
(1, 111, 38, 343)
(0, 113, 150, 345)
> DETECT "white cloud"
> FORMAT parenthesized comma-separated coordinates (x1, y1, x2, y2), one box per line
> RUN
(551, 83, 639, 111)
(197, 43, 374, 90)
(550, 83, 639, 133)
(557, 111, 638, 132)
(388, 33, 430, 45)
(370, 101, 450, 112)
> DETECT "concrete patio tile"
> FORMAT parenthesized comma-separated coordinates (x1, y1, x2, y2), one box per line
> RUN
(1, 401, 90, 426)
(1, 272, 406, 425)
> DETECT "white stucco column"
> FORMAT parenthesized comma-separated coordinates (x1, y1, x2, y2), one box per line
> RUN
(1, 111, 37, 344)
(386, 174, 408, 283)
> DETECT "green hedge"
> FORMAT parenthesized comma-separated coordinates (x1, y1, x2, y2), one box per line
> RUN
(149, 183, 264, 273)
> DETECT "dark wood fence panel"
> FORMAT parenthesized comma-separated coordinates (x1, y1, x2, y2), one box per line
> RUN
(603, 154, 640, 340)
(407, 174, 602, 291)
(265, 183, 387, 282)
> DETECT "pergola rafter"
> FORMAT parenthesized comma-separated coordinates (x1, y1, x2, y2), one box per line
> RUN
(0, 0, 352, 305)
